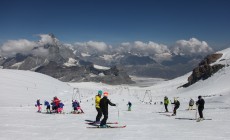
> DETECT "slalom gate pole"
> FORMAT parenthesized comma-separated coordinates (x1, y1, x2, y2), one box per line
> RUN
(117, 105, 120, 123)
(195, 105, 198, 120)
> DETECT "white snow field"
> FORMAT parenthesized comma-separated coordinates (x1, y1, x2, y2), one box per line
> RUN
(1, 49, 230, 140)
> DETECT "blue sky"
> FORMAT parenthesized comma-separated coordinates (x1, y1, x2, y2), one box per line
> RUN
(0, 0, 230, 48)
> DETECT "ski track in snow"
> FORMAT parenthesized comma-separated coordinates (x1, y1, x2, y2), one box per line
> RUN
(1, 48, 230, 140)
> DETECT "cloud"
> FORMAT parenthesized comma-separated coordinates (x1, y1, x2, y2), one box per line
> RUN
(172, 38, 213, 55)
(117, 41, 172, 62)
(0, 39, 36, 57)
(0, 34, 53, 57)
(32, 47, 49, 57)
(38, 34, 56, 45)
(74, 41, 111, 54)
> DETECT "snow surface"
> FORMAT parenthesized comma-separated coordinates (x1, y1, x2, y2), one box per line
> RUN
(81, 53, 91, 57)
(1, 49, 230, 140)
(63, 58, 78, 67)
(93, 64, 110, 70)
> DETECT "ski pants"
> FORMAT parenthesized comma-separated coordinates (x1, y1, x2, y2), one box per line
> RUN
(164, 104, 168, 112)
(38, 105, 41, 111)
(96, 107, 102, 122)
(198, 107, 204, 118)
(100, 111, 108, 126)
(173, 106, 179, 115)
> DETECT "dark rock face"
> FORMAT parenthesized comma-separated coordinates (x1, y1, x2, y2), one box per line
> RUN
(199, 53, 223, 65)
(182, 53, 224, 87)
(35, 61, 133, 84)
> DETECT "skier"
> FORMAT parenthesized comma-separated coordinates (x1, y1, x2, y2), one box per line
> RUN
(127, 101, 132, 111)
(171, 98, 180, 116)
(72, 100, 84, 114)
(164, 96, 169, 112)
(44, 100, 51, 113)
(53, 96, 60, 107)
(51, 101, 57, 113)
(188, 98, 194, 110)
(76, 100, 84, 114)
(196, 96, 205, 121)
(35, 99, 42, 113)
(58, 102, 64, 113)
(99, 92, 116, 128)
(52, 96, 60, 113)
(95, 90, 103, 123)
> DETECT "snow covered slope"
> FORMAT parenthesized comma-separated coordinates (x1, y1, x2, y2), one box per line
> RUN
(1, 48, 230, 140)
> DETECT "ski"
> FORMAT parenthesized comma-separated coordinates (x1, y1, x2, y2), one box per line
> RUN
(157, 111, 172, 113)
(87, 125, 126, 129)
(175, 118, 212, 120)
(86, 122, 118, 125)
(160, 114, 176, 117)
(185, 109, 196, 110)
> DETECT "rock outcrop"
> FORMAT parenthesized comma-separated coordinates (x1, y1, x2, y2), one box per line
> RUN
(182, 53, 224, 87)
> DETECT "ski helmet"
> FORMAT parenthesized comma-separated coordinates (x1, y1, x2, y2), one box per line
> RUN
(104, 92, 109, 97)
(98, 90, 103, 95)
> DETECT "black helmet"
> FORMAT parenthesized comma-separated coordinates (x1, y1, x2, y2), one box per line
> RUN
(198, 96, 202, 99)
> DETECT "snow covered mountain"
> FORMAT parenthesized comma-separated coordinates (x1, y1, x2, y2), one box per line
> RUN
(78, 51, 203, 79)
(1, 48, 230, 139)
(0, 34, 133, 84)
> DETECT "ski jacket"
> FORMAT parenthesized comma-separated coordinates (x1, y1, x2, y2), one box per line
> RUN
(59, 103, 64, 108)
(95, 95, 101, 108)
(189, 99, 194, 106)
(172, 100, 180, 108)
(53, 98, 60, 106)
(99, 96, 116, 113)
(36, 100, 42, 106)
(127, 102, 132, 107)
(196, 99, 205, 108)
(44, 101, 50, 106)
(164, 98, 169, 105)
(72, 101, 80, 108)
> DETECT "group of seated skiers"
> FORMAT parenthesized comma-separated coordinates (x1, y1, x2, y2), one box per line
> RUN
(35, 96, 83, 114)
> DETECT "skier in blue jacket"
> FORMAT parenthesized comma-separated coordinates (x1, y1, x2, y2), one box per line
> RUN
(44, 100, 51, 113)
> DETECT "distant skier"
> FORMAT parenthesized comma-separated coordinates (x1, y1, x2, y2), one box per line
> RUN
(35, 99, 42, 113)
(127, 101, 132, 111)
(72, 100, 84, 114)
(53, 96, 60, 107)
(52, 96, 60, 113)
(58, 102, 64, 113)
(51, 101, 56, 113)
(188, 98, 194, 110)
(171, 98, 180, 116)
(99, 92, 116, 128)
(76, 100, 84, 114)
(95, 90, 103, 123)
(44, 100, 51, 113)
(196, 96, 205, 121)
(164, 96, 169, 112)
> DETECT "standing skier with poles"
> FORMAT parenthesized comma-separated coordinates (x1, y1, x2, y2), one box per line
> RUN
(95, 90, 103, 124)
(99, 92, 116, 128)
(164, 96, 169, 112)
(188, 98, 195, 110)
(196, 96, 205, 122)
(127, 101, 132, 111)
(171, 97, 180, 116)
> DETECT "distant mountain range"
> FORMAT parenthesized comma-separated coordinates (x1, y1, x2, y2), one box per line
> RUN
(0, 34, 133, 84)
(0, 34, 216, 84)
